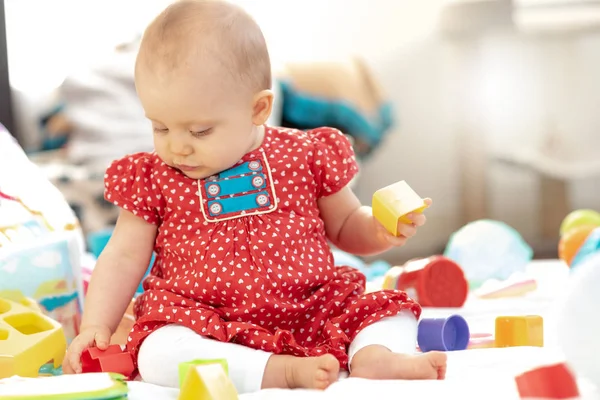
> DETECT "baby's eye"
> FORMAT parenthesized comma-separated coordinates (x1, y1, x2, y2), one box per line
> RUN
(191, 128, 213, 138)
(153, 127, 169, 134)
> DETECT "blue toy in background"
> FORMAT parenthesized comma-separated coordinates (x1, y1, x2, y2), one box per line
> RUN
(570, 227, 600, 270)
(332, 249, 390, 281)
(87, 229, 153, 295)
(279, 80, 393, 158)
(444, 219, 533, 289)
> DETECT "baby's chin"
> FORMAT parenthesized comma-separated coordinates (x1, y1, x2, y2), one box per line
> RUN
(177, 167, 215, 180)
(165, 163, 214, 180)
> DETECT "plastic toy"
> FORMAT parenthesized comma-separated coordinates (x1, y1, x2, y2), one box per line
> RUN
(179, 362, 238, 400)
(0, 372, 129, 399)
(560, 209, 600, 236)
(494, 315, 543, 348)
(444, 219, 533, 288)
(179, 359, 229, 387)
(80, 345, 135, 379)
(557, 253, 600, 392)
(515, 363, 579, 399)
(0, 296, 67, 378)
(372, 180, 427, 236)
(466, 333, 495, 349)
(476, 278, 537, 299)
(417, 314, 470, 352)
(383, 256, 468, 307)
(559, 224, 596, 266)
(570, 227, 600, 270)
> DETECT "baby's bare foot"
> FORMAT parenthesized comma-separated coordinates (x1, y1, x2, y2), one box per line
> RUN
(350, 345, 447, 380)
(262, 354, 340, 390)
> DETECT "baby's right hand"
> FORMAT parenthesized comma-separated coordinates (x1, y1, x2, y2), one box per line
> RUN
(63, 325, 112, 374)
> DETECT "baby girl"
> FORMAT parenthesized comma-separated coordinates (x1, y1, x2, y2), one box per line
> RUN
(64, 0, 447, 393)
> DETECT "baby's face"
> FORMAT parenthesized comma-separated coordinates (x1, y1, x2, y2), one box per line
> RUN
(136, 67, 262, 180)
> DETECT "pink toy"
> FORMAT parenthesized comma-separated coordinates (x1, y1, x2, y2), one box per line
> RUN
(467, 333, 495, 349)
(477, 279, 537, 299)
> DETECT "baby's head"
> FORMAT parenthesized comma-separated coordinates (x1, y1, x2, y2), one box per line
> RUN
(135, 0, 273, 179)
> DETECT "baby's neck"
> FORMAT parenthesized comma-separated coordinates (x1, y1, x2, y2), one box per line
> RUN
(247, 125, 265, 153)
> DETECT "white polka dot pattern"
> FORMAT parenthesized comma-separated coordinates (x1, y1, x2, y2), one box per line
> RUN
(103, 126, 421, 370)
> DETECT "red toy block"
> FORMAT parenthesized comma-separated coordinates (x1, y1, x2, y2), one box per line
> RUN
(80, 345, 135, 378)
(515, 363, 580, 399)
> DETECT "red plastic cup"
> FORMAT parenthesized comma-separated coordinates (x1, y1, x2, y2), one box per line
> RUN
(515, 363, 580, 399)
(393, 256, 468, 307)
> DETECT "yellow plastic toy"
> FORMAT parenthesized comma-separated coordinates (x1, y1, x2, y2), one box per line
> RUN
(179, 359, 229, 387)
(0, 295, 67, 378)
(372, 180, 427, 236)
(495, 315, 543, 348)
(178, 363, 238, 400)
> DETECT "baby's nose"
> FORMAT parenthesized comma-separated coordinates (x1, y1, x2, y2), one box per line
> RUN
(170, 140, 193, 156)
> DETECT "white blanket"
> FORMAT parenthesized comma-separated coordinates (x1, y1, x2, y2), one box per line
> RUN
(125, 260, 599, 399)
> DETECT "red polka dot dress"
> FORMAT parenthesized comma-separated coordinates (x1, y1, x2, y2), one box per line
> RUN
(104, 126, 421, 370)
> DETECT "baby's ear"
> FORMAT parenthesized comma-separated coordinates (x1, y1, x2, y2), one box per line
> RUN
(251, 90, 274, 125)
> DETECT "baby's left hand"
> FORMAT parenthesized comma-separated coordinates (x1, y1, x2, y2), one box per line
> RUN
(376, 198, 432, 247)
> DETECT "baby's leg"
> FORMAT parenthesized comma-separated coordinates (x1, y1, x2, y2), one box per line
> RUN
(348, 311, 447, 380)
(137, 324, 339, 393)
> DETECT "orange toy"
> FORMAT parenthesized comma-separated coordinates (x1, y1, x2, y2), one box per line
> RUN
(495, 315, 543, 348)
(559, 224, 596, 266)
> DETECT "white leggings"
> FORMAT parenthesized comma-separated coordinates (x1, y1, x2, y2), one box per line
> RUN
(138, 310, 418, 394)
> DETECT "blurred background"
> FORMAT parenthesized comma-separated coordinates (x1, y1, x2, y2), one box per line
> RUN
(2, 0, 600, 265)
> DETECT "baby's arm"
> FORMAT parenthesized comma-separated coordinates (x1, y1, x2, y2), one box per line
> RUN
(82, 210, 157, 334)
(319, 186, 429, 256)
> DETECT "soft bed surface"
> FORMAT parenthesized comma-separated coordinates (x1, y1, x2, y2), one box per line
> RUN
(127, 260, 599, 399)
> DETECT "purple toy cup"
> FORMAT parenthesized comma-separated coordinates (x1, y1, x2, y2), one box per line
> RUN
(417, 314, 470, 352)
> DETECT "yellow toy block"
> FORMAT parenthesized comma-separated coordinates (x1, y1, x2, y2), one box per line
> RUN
(178, 363, 238, 400)
(372, 181, 427, 236)
(0, 296, 67, 379)
(178, 359, 228, 387)
(495, 315, 544, 348)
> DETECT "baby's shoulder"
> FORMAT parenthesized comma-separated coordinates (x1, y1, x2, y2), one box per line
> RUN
(105, 152, 174, 191)
(267, 126, 346, 151)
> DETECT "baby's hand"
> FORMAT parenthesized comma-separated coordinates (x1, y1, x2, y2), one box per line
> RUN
(63, 325, 112, 374)
(376, 198, 432, 247)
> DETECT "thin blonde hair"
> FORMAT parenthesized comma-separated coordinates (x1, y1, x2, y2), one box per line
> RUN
(137, 0, 272, 92)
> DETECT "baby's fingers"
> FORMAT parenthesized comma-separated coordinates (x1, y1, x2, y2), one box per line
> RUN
(64, 342, 86, 374)
(94, 329, 111, 350)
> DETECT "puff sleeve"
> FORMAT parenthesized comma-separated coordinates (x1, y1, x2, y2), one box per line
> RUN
(104, 153, 164, 225)
(309, 127, 359, 198)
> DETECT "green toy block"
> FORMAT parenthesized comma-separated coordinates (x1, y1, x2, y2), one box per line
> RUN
(178, 359, 229, 387)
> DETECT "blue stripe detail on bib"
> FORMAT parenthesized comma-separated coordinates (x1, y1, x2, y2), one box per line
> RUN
(207, 190, 271, 216)
(205, 173, 267, 199)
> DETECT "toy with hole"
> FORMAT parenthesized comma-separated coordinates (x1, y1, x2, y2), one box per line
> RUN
(495, 315, 543, 348)
(80, 345, 135, 379)
(179, 362, 238, 400)
(383, 256, 468, 307)
(372, 180, 427, 236)
(417, 314, 470, 352)
(0, 296, 67, 379)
